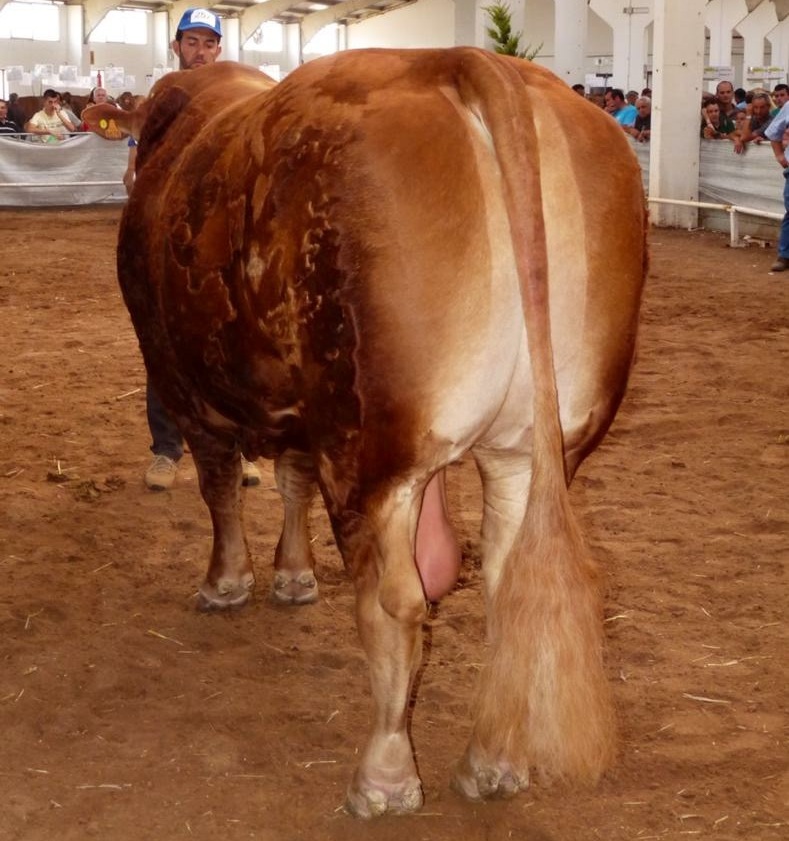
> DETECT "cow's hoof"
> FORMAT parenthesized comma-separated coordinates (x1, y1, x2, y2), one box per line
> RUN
(450, 757, 529, 801)
(197, 574, 255, 611)
(272, 570, 319, 605)
(345, 776, 423, 819)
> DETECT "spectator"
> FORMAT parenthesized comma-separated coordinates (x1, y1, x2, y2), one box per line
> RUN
(604, 88, 637, 127)
(7, 93, 26, 128)
(571, 83, 585, 96)
(118, 91, 136, 111)
(764, 99, 789, 271)
(0, 99, 23, 137)
(771, 83, 789, 116)
(746, 91, 775, 143)
(641, 87, 652, 98)
(625, 89, 639, 106)
(88, 86, 112, 106)
(715, 80, 738, 120)
(25, 89, 76, 142)
(58, 92, 81, 128)
(701, 98, 735, 139)
(624, 96, 651, 142)
(729, 110, 749, 153)
(734, 87, 748, 110)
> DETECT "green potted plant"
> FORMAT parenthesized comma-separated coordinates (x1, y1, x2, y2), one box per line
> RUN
(484, 2, 542, 60)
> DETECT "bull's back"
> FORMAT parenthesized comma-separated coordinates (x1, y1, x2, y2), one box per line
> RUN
(124, 50, 645, 472)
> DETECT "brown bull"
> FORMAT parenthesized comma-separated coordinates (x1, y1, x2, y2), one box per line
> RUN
(84, 50, 647, 817)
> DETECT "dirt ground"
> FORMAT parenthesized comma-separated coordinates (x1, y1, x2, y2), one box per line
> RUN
(1, 207, 787, 841)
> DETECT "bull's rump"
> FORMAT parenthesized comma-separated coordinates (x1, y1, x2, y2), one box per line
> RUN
(120, 49, 645, 473)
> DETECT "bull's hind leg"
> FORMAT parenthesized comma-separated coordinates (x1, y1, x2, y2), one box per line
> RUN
(339, 490, 428, 818)
(272, 449, 319, 605)
(188, 432, 255, 611)
(452, 447, 532, 800)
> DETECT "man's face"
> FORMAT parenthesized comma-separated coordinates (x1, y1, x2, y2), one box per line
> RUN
(603, 92, 619, 113)
(94, 88, 109, 104)
(0, 102, 7, 120)
(705, 102, 720, 122)
(752, 97, 770, 121)
(173, 28, 222, 70)
(716, 83, 734, 107)
(636, 100, 651, 118)
(44, 96, 59, 115)
(774, 88, 789, 108)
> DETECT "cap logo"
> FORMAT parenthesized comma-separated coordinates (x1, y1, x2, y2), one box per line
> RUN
(189, 9, 217, 27)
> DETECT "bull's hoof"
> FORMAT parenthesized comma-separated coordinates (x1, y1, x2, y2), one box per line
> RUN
(272, 570, 319, 605)
(197, 574, 255, 611)
(450, 756, 529, 802)
(345, 776, 423, 819)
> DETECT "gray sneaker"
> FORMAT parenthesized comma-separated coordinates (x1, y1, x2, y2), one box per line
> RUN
(770, 256, 789, 272)
(241, 455, 261, 487)
(145, 454, 178, 491)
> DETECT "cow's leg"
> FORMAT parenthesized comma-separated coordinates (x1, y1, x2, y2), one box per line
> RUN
(189, 433, 255, 611)
(452, 447, 532, 799)
(341, 491, 428, 818)
(272, 449, 319, 605)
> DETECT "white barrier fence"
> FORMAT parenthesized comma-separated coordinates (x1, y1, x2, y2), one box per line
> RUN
(0, 133, 128, 206)
(630, 138, 784, 243)
(0, 131, 785, 241)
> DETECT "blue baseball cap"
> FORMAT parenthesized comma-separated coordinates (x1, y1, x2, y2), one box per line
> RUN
(177, 8, 222, 37)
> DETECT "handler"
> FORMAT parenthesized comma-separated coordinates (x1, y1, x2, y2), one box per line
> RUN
(125, 8, 262, 490)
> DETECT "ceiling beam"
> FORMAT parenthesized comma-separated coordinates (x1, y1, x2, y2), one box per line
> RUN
(82, 0, 119, 39)
(239, 0, 300, 43)
(301, 0, 413, 46)
(772, 0, 789, 22)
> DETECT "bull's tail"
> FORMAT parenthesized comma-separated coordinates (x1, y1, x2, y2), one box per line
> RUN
(456, 50, 616, 783)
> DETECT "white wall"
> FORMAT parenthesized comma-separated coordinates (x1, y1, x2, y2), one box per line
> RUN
(4, 0, 780, 101)
(346, 0, 455, 49)
(0, 0, 619, 99)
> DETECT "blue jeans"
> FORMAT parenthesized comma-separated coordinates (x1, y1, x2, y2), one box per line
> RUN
(146, 379, 183, 461)
(780, 169, 789, 258)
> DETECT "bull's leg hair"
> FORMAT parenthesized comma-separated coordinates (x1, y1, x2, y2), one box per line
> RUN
(189, 431, 255, 610)
(272, 449, 319, 605)
(344, 490, 427, 818)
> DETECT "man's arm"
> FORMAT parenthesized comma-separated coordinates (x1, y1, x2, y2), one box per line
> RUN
(25, 117, 50, 138)
(54, 104, 75, 132)
(770, 139, 788, 169)
(123, 143, 137, 195)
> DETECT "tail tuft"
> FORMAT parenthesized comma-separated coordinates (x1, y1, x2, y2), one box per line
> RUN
(472, 485, 616, 784)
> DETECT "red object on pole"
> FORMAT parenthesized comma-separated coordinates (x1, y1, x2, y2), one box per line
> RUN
(97, 70, 102, 87)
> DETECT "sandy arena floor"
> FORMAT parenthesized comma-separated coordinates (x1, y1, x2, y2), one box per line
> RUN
(0, 207, 787, 841)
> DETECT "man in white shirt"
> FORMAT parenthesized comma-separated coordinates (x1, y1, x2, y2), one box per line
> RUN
(25, 89, 75, 142)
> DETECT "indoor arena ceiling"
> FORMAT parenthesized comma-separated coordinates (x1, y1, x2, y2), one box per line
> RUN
(66, 0, 789, 41)
(73, 0, 421, 37)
